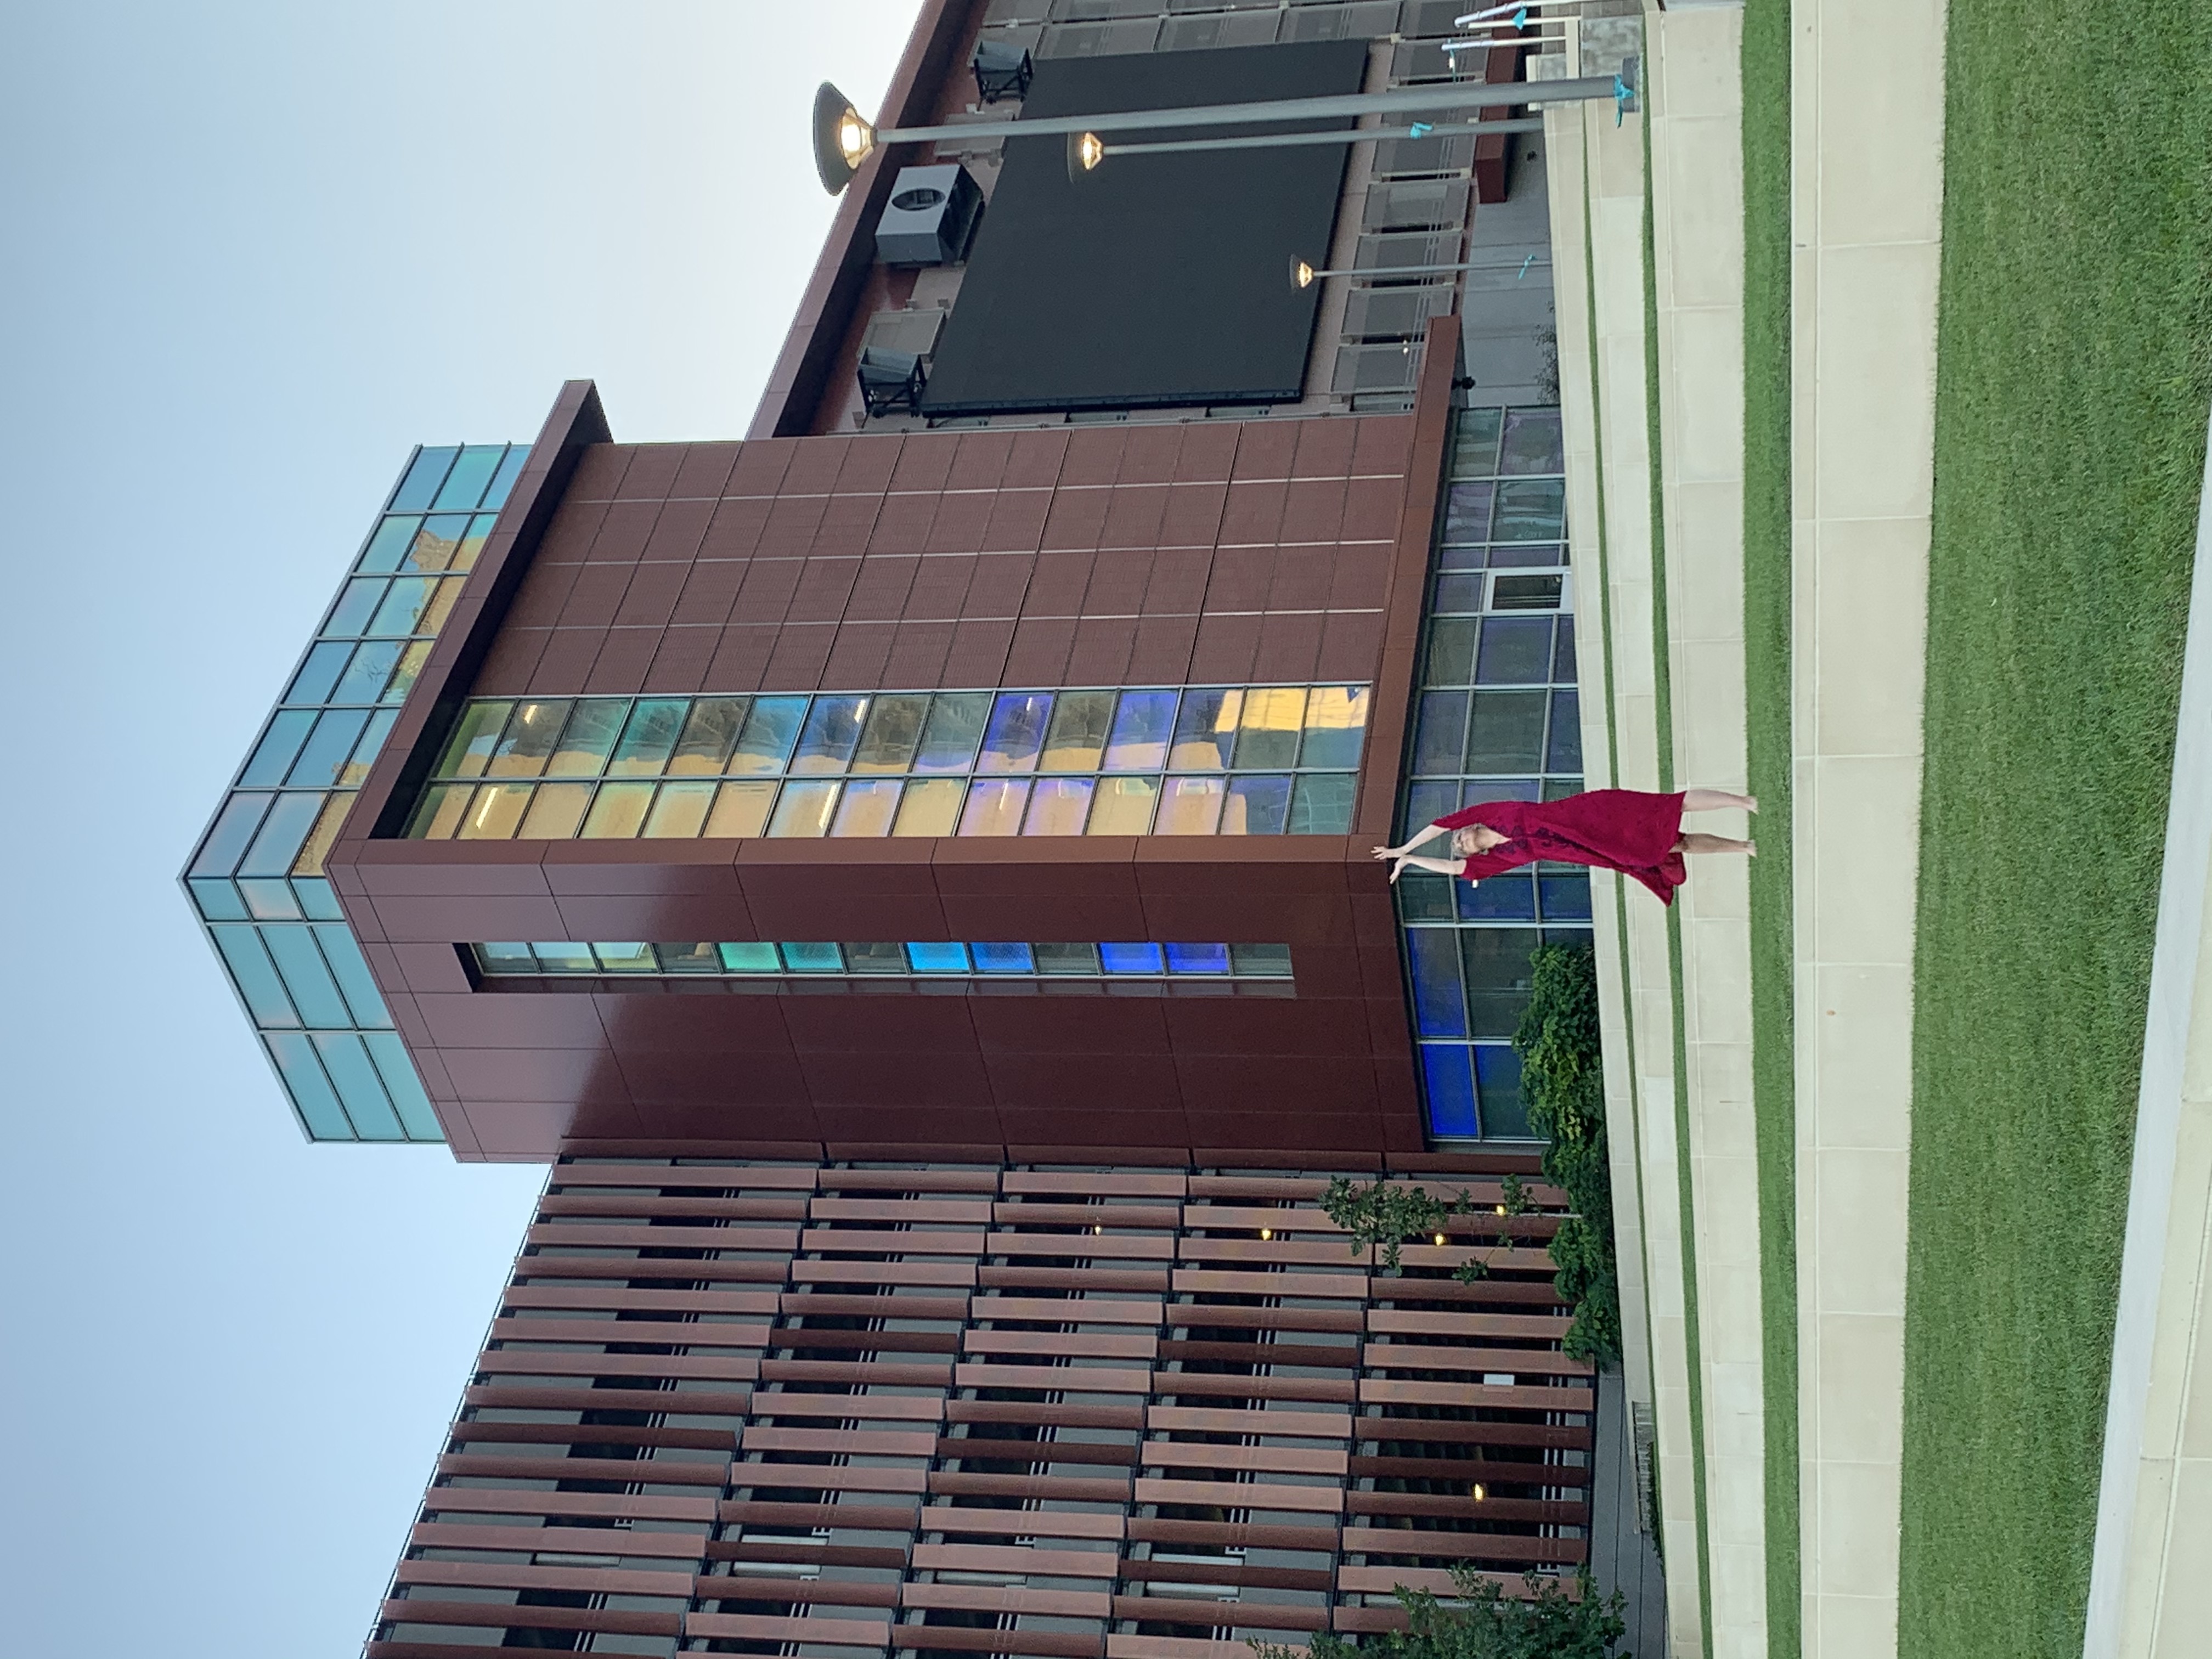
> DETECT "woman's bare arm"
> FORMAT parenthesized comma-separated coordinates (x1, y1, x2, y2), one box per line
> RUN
(1386, 853, 1471, 884)
(1371, 821, 1452, 860)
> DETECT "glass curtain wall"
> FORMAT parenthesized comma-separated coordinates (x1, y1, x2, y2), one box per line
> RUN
(1396, 405, 1585, 1140)
(181, 442, 528, 1142)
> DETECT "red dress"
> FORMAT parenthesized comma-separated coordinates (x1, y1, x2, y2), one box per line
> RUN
(1433, 789, 1688, 905)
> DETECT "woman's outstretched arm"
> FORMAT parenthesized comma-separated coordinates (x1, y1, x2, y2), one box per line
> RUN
(1371, 821, 1452, 860)
(1385, 853, 1470, 884)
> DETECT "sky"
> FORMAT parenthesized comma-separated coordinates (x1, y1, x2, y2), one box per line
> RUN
(0, 4, 921, 1651)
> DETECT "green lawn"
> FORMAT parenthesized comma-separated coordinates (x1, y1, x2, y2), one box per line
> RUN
(1898, 6, 2212, 1657)
(1738, 4, 1798, 1657)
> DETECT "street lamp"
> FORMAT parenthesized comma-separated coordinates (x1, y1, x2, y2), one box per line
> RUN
(1066, 115, 1545, 173)
(1290, 254, 1551, 289)
(810, 69, 1632, 193)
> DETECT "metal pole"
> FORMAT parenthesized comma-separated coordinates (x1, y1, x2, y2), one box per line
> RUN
(1097, 115, 1546, 160)
(872, 75, 1623, 147)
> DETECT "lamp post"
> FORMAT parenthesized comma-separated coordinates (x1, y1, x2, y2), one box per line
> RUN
(1064, 114, 1545, 172)
(1289, 255, 1551, 290)
(812, 71, 1631, 193)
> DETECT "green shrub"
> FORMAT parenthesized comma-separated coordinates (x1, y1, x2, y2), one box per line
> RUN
(1251, 1567, 1626, 1659)
(1515, 943, 1621, 1364)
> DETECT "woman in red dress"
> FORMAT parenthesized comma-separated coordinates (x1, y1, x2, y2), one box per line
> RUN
(1372, 788, 1756, 905)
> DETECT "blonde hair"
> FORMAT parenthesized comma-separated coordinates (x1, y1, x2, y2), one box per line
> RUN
(1449, 825, 1492, 857)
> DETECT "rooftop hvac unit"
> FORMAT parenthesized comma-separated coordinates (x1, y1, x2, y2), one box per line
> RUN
(874, 164, 983, 268)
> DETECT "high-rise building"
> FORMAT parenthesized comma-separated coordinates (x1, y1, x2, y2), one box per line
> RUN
(182, 4, 1651, 1655)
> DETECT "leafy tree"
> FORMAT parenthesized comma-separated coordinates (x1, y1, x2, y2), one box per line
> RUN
(1251, 1567, 1626, 1659)
(1514, 943, 1621, 1363)
(1319, 1175, 1533, 1284)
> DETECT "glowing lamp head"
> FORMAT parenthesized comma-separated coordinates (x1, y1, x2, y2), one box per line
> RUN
(1290, 258, 1318, 290)
(1077, 131, 1104, 170)
(811, 82, 876, 194)
(1259, 1227, 1274, 1241)
(1432, 1232, 1447, 1247)
(1471, 1483, 1487, 1502)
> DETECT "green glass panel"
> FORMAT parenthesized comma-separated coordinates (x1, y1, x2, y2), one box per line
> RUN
(313, 924, 392, 1028)
(718, 942, 781, 973)
(364, 1031, 443, 1139)
(546, 699, 628, 776)
(357, 515, 422, 574)
(594, 943, 656, 973)
(1287, 774, 1355, 834)
(190, 878, 249, 921)
(1464, 690, 1548, 774)
(1229, 943, 1293, 978)
(266, 1033, 353, 1139)
(313, 1034, 405, 1140)
(434, 444, 505, 511)
(1421, 617, 1478, 687)
(730, 696, 807, 775)
(913, 692, 990, 773)
(531, 942, 596, 973)
(481, 446, 530, 511)
(779, 943, 843, 973)
(238, 793, 325, 878)
(294, 877, 347, 921)
(476, 943, 536, 973)
(1449, 408, 1502, 477)
(212, 926, 298, 1027)
(1041, 690, 1115, 772)
(390, 446, 458, 513)
(323, 578, 385, 637)
(332, 639, 405, 704)
(1492, 478, 1565, 540)
(654, 942, 721, 973)
(608, 699, 689, 776)
(668, 698, 749, 775)
(488, 699, 572, 777)
(261, 925, 353, 1029)
(1498, 409, 1565, 475)
(843, 941, 907, 974)
(366, 575, 434, 637)
(1459, 928, 1539, 1039)
(410, 516, 469, 572)
(433, 701, 515, 779)
(1034, 943, 1099, 974)
(240, 709, 318, 787)
(851, 693, 929, 774)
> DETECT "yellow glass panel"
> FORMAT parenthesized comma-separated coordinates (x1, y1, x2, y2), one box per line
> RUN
(518, 782, 592, 839)
(383, 640, 435, 705)
(1300, 684, 1372, 769)
(458, 782, 533, 839)
(1233, 686, 1306, 770)
(1154, 775, 1226, 835)
(580, 781, 654, 839)
(1040, 690, 1115, 772)
(290, 792, 355, 876)
(831, 780, 902, 837)
(407, 523, 460, 572)
(643, 781, 716, 838)
(1086, 775, 1158, 836)
(891, 778, 965, 837)
(407, 783, 471, 839)
(768, 780, 840, 838)
(488, 700, 572, 777)
(419, 574, 467, 636)
(452, 515, 495, 572)
(1022, 777, 1094, 835)
(704, 781, 777, 838)
(957, 779, 1030, 836)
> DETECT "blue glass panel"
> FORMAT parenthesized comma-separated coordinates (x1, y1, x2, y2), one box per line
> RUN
(1464, 777, 1542, 805)
(1546, 690, 1582, 772)
(978, 691, 1052, 774)
(913, 693, 991, 773)
(780, 942, 843, 973)
(906, 941, 971, 973)
(331, 639, 405, 704)
(284, 640, 353, 704)
(390, 446, 459, 514)
(477, 943, 536, 973)
(1436, 542, 1486, 572)
(1474, 618, 1554, 685)
(1473, 1045, 1530, 1136)
(239, 878, 302, 920)
(1461, 872, 1538, 921)
(314, 924, 392, 1028)
(1421, 1045, 1479, 1138)
(731, 696, 808, 774)
(358, 515, 423, 574)
(294, 877, 347, 921)
(1406, 929, 1467, 1037)
(1411, 691, 1468, 776)
(1539, 872, 1594, 922)
(1165, 943, 1231, 975)
(790, 696, 870, 775)
(314, 1034, 405, 1139)
(1441, 481, 1494, 543)
(435, 445, 505, 512)
(970, 942, 1034, 973)
(285, 709, 372, 788)
(211, 926, 298, 1026)
(1224, 775, 1291, 836)
(190, 878, 248, 921)
(1432, 573, 1484, 614)
(266, 1033, 353, 1139)
(324, 578, 385, 637)
(236, 793, 323, 878)
(1403, 781, 1457, 839)
(482, 444, 531, 511)
(1553, 616, 1578, 681)
(1287, 774, 1355, 834)
(1169, 689, 1238, 771)
(1101, 942, 1165, 974)
(261, 926, 353, 1028)
(1490, 543, 1563, 569)
(364, 1032, 442, 1139)
(1103, 690, 1178, 771)
(240, 709, 319, 788)
(718, 942, 780, 973)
